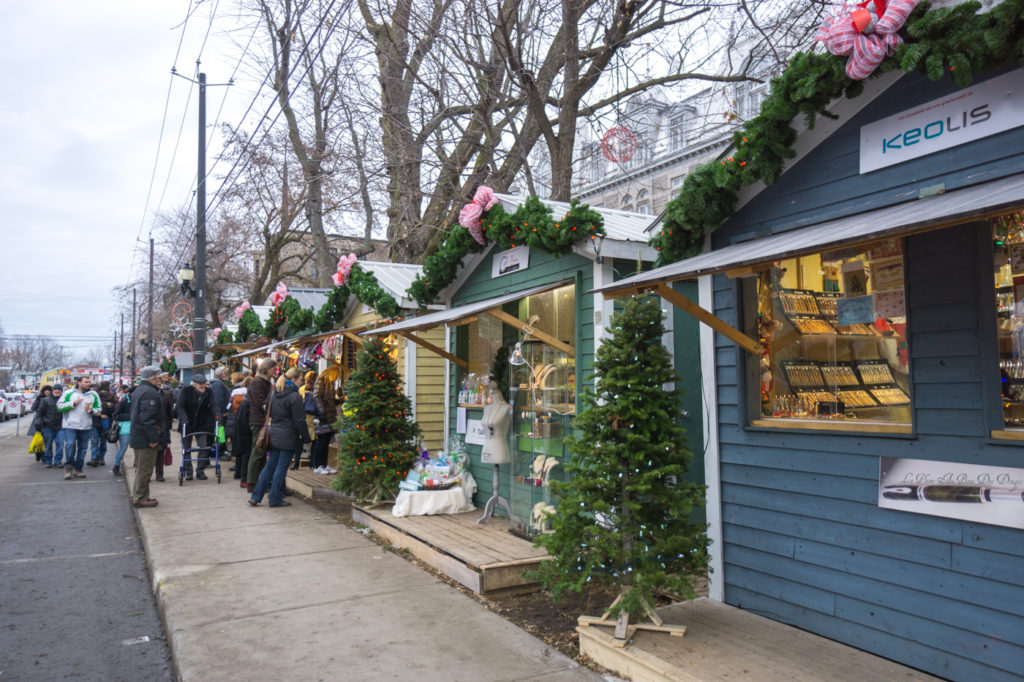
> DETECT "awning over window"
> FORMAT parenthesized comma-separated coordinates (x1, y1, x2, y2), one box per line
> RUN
(592, 173, 1024, 356)
(594, 172, 1024, 298)
(363, 280, 574, 367)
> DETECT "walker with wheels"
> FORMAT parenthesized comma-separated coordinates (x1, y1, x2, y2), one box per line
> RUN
(178, 418, 222, 485)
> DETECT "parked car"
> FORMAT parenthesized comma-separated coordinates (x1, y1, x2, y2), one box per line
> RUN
(2, 393, 23, 420)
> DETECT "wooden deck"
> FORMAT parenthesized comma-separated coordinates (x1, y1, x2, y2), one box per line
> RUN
(286, 467, 338, 499)
(578, 598, 943, 682)
(351, 505, 549, 596)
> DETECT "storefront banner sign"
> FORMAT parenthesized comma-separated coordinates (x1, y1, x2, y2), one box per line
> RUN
(879, 457, 1024, 530)
(492, 246, 530, 278)
(465, 418, 486, 445)
(860, 69, 1024, 174)
(873, 289, 905, 320)
(837, 295, 874, 325)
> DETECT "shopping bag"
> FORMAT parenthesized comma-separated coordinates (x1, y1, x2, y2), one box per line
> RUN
(163, 447, 173, 466)
(29, 431, 44, 455)
(216, 424, 226, 444)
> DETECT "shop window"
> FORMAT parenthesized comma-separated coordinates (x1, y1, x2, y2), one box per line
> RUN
(751, 239, 911, 429)
(459, 283, 576, 412)
(992, 212, 1024, 430)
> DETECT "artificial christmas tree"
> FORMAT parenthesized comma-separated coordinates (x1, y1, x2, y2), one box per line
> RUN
(535, 293, 708, 641)
(332, 336, 421, 504)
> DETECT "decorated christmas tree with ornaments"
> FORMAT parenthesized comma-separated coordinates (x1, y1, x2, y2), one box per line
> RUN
(332, 336, 421, 504)
(534, 293, 708, 630)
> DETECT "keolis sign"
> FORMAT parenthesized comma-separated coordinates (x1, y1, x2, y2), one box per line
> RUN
(860, 69, 1024, 174)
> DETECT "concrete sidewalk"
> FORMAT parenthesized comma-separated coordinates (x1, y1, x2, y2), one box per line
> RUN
(124, 453, 602, 681)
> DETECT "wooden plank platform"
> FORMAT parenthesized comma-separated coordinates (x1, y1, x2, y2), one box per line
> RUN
(286, 467, 337, 499)
(578, 598, 943, 682)
(351, 504, 550, 595)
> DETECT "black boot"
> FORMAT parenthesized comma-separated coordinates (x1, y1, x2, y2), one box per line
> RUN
(112, 466, 121, 477)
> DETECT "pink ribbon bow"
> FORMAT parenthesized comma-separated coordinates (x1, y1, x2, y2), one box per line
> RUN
(270, 282, 288, 307)
(332, 253, 358, 286)
(235, 300, 251, 319)
(458, 185, 497, 246)
(213, 327, 222, 337)
(815, 0, 919, 80)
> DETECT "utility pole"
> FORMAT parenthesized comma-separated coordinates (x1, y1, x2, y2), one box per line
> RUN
(119, 313, 124, 384)
(193, 71, 208, 370)
(148, 237, 155, 366)
(131, 288, 137, 379)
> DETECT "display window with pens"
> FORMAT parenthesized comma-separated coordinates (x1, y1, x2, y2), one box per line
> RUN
(747, 239, 912, 427)
(992, 212, 1024, 429)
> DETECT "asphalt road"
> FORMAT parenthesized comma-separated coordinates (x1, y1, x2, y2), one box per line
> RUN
(0, 415, 173, 681)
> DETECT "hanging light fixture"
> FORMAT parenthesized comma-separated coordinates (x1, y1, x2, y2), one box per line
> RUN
(509, 341, 527, 366)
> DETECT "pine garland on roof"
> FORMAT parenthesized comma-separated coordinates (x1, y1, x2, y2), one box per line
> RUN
(652, 0, 1024, 265)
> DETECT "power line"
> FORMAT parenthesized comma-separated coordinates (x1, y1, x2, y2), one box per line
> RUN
(132, 0, 198, 278)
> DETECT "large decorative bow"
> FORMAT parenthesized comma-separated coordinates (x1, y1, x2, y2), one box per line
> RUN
(458, 185, 497, 246)
(332, 253, 358, 286)
(235, 300, 251, 319)
(815, 0, 919, 80)
(269, 282, 288, 307)
(212, 327, 222, 338)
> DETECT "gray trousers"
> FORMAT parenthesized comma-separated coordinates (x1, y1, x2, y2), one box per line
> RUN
(132, 447, 157, 503)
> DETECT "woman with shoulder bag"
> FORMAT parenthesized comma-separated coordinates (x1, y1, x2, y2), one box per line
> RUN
(248, 368, 311, 508)
(110, 384, 132, 477)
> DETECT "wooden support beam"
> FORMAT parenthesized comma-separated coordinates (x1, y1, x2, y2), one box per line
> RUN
(484, 308, 575, 357)
(653, 283, 761, 355)
(397, 331, 468, 369)
(447, 315, 477, 328)
(342, 331, 362, 345)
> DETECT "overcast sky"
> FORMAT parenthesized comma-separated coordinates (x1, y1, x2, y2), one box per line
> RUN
(0, 1, 246, 363)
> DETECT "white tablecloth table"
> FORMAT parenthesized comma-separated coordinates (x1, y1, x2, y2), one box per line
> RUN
(391, 471, 477, 517)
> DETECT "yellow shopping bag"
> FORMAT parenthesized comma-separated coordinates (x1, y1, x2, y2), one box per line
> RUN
(29, 431, 44, 455)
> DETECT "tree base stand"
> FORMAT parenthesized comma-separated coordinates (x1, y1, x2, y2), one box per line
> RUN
(477, 463, 511, 524)
(577, 593, 687, 647)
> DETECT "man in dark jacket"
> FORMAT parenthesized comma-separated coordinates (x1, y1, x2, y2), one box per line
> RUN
(130, 367, 167, 508)
(210, 368, 232, 460)
(233, 394, 252, 487)
(176, 374, 216, 480)
(39, 385, 64, 467)
(245, 359, 277, 493)
(88, 381, 117, 467)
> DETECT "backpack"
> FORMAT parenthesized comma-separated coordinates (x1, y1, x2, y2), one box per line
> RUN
(230, 393, 245, 415)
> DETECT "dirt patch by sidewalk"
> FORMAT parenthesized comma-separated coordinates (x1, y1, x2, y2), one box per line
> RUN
(306, 496, 707, 676)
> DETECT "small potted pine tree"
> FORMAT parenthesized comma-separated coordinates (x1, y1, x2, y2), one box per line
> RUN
(535, 293, 708, 643)
(332, 336, 420, 505)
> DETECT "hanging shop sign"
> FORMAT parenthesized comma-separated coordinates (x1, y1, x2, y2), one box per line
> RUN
(879, 456, 1024, 530)
(492, 245, 530, 278)
(860, 69, 1024, 174)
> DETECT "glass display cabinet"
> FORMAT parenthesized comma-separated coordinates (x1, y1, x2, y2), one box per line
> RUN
(507, 340, 575, 539)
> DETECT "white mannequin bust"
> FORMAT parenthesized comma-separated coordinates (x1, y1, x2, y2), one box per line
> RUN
(480, 381, 511, 464)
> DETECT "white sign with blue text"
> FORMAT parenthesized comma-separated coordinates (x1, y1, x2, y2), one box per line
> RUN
(860, 69, 1024, 174)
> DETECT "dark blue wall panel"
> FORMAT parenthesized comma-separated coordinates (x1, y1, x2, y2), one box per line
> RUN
(711, 68, 1024, 681)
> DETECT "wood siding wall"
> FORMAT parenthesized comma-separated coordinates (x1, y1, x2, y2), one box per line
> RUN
(711, 69, 1024, 681)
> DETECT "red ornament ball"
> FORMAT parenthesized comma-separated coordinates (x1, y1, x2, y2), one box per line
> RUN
(601, 126, 638, 163)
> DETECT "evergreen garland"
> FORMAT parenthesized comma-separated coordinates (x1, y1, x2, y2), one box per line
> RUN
(408, 197, 606, 307)
(314, 284, 352, 332)
(159, 354, 178, 376)
(347, 264, 402, 320)
(332, 335, 421, 504)
(533, 294, 708, 619)
(651, 0, 1024, 265)
(215, 329, 234, 345)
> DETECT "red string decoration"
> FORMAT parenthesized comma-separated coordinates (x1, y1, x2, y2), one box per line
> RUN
(601, 126, 638, 163)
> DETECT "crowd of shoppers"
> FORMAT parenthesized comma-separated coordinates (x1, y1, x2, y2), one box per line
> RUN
(25, 359, 341, 512)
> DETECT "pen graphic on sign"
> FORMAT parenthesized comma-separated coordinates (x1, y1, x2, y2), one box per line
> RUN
(883, 485, 1024, 503)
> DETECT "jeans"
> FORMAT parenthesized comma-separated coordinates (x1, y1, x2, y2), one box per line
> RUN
(42, 427, 58, 465)
(53, 429, 67, 466)
(311, 433, 332, 469)
(113, 432, 131, 468)
(64, 429, 92, 471)
(181, 433, 211, 474)
(250, 449, 294, 506)
(90, 427, 108, 461)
